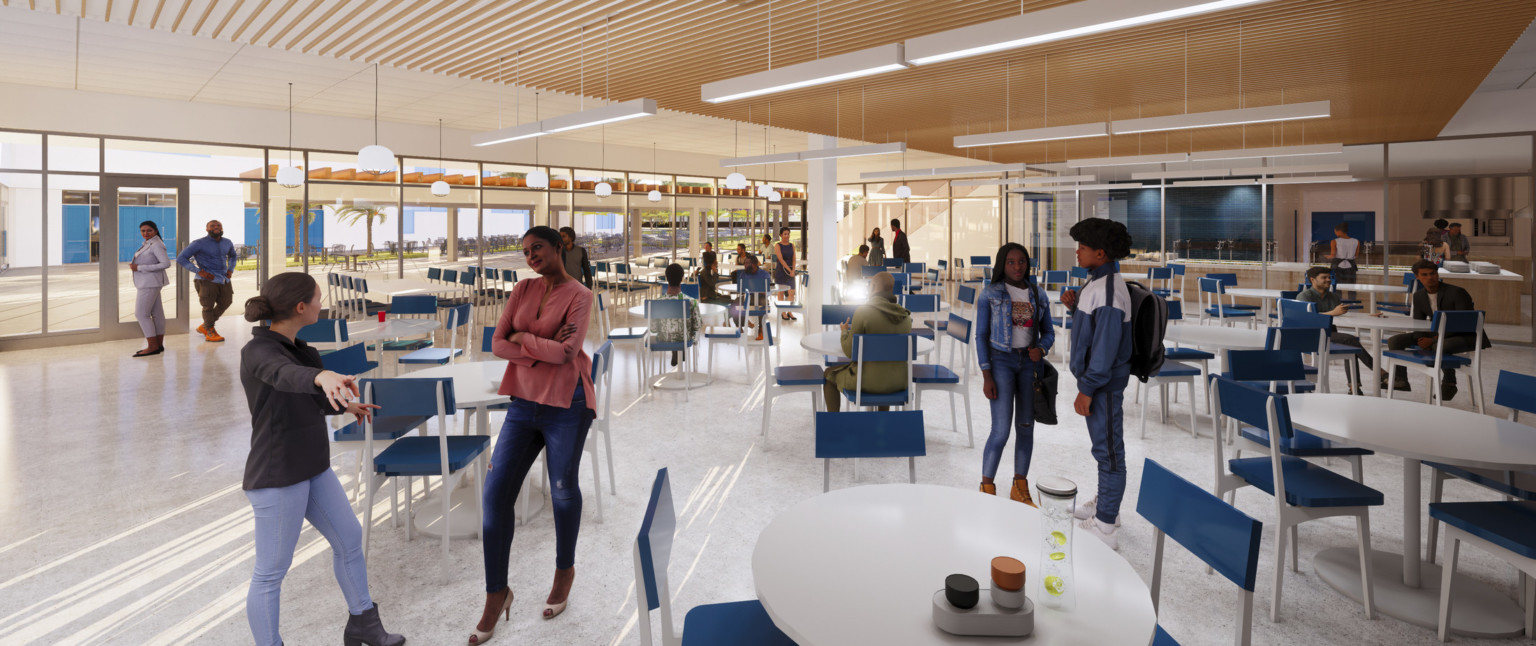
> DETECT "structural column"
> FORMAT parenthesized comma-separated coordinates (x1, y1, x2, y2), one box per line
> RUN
(806, 134, 838, 316)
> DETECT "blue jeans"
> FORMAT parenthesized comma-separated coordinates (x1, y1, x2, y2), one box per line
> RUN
(1086, 377, 1130, 524)
(982, 349, 1039, 480)
(245, 469, 372, 646)
(482, 386, 593, 592)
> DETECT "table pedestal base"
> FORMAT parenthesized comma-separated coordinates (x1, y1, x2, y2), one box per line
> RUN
(650, 370, 713, 390)
(413, 479, 547, 539)
(1314, 547, 1526, 637)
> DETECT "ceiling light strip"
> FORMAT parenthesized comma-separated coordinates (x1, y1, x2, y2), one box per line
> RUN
(1131, 169, 1232, 180)
(720, 142, 907, 168)
(905, 0, 1278, 66)
(701, 44, 910, 104)
(1170, 178, 1258, 187)
(1227, 163, 1350, 176)
(1066, 153, 1189, 168)
(472, 98, 657, 147)
(1011, 182, 1149, 192)
(859, 163, 1028, 180)
(953, 122, 1109, 148)
(952, 174, 1099, 187)
(1188, 142, 1344, 162)
(1110, 101, 1330, 135)
(1260, 175, 1356, 185)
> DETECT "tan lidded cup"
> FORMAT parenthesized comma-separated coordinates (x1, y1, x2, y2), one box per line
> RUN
(990, 556, 1026, 609)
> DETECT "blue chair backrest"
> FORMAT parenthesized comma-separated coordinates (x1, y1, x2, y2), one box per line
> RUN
(484, 267, 497, 280)
(1495, 370, 1536, 417)
(740, 273, 769, 293)
(636, 468, 676, 613)
(1280, 309, 1330, 332)
(1137, 459, 1262, 592)
(1166, 300, 1185, 321)
(1208, 273, 1238, 287)
(502, 269, 516, 283)
(890, 273, 910, 290)
(481, 326, 495, 353)
(1043, 270, 1068, 286)
(596, 261, 610, 273)
(1431, 310, 1483, 335)
(680, 283, 700, 299)
(883, 258, 906, 268)
(427, 267, 442, 281)
(902, 294, 938, 313)
(1214, 376, 1295, 440)
(958, 285, 978, 306)
(298, 318, 348, 343)
(467, 265, 479, 276)
(1266, 327, 1325, 357)
(1070, 266, 1088, 280)
(853, 334, 915, 362)
(862, 265, 884, 277)
(1149, 266, 1172, 281)
(945, 314, 972, 344)
(1278, 299, 1314, 320)
(1199, 277, 1224, 294)
(937, 259, 949, 270)
(443, 268, 458, 282)
(821, 304, 860, 326)
(593, 340, 614, 381)
(447, 303, 472, 329)
(814, 411, 926, 459)
(322, 343, 372, 374)
(904, 262, 926, 275)
(1170, 263, 1185, 276)
(389, 294, 438, 315)
(970, 255, 991, 266)
(360, 377, 456, 417)
(1228, 349, 1308, 383)
(458, 271, 477, 287)
(1279, 290, 1300, 300)
(646, 299, 687, 321)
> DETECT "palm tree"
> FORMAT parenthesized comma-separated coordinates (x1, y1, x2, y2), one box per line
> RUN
(286, 202, 316, 261)
(332, 204, 389, 256)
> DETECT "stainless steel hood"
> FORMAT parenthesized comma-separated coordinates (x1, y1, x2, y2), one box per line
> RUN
(1422, 176, 1515, 219)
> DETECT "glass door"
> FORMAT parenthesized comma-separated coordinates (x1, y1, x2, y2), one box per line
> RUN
(102, 175, 189, 340)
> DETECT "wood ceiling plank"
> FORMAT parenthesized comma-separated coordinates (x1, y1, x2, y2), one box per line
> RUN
(386, 0, 571, 70)
(208, 0, 243, 39)
(227, 0, 267, 41)
(190, 0, 219, 35)
(126, 0, 137, 24)
(303, 0, 397, 54)
(281, 0, 346, 49)
(330, 0, 430, 60)
(104, 0, 113, 21)
(246, 0, 293, 43)
(424, 0, 625, 76)
(170, 0, 191, 31)
(149, 0, 165, 27)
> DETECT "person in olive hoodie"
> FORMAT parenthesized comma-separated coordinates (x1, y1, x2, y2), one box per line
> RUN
(822, 271, 913, 411)
(239, 272, 404, 646)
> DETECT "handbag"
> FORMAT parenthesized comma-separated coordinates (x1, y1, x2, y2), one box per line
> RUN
(1033, 358, 1059, 426)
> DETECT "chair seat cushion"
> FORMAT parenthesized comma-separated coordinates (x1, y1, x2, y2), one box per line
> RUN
(1383, 349, 1472, 367)
(372, 339, 432, 352)
(374, 435, 491, 476)
(1328, 343, 1366, 356)
(841, 388, 910, 406)
(609, 327, 648, 340)
(824, 355, 850, 367)
(704, 328, 742, 339)
(924, 319, 949, 331)
(1228, 455, 1384, 507)
(1427, 463, 1536, 501)
(1152, 624, 1180, 646)
(1216, 373, 1316, 393)
(1429, 501, 1536, 559)
(1205, 307, 1256, 318)
(775, 364, 827, 386)
(398, 347, 463, 364)
(1154, 361, 1201, 378)
(1163, 347, 1215, 361)
(912, 364, 961, 384)
(1238, 426, 1374, 457)
(333, 415, 430, 442)
(909, 328, 936, 340)
(681, 600, 796, 646)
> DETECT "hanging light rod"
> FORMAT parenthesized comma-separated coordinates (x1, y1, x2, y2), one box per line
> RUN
(906, 0, 1277, 66)
(953, 123, 1109, 148)
(1066, 152, 1189, 168)
(952, 175, 1098, 187)
(719, 142, 905, 167)
(1110, 100, 1330, 135)
(1170, 178, 1256, 187)
(1189, 142, 1343, 162)
(1131, 169, 1232, 180)
(1226, 162, 1350, 176)
(1010, 182, 1149, 192)
(702, 44, 910, 103)
(860, 163, 1028, 180)
(1260, 174, 1355, 185)
(472, 98, 657, 147)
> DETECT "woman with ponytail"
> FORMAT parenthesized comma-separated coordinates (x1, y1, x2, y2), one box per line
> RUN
(974, 243, 1055, 506)
(238, 272, 404, 646)
(128, 220, 170, 356)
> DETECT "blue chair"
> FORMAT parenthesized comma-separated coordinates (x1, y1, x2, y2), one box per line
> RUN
(1285, 308, 1367, 393)
(679, 283, 700, 300)
(643, 299, 698, 397)
(1162, 301, 1214, 412)
(399, 303, 471, 369)
(374, 295, 437, 356)
(1069, 265, 1089, 285)
(1200, 278, 1257, 328)
(883, 258, 905, 268)
(634, 469, 796, 645)
(590, 340, 617, 496)
(594, 260, 612, 288)
(1277, 298, 1315, 323)
(297, 317, 350, 355)
(1148, 266, 1173, 298)
(956, 284, 979, 319)
(426, 267, 442, 282)
(816, 410, 926, 491)
(819, 304, 860, 368)
(1432, 500, 1536, 640)
(1137, 459, 1263, 646)
(1383, 310, 1487, 413)
(1138, 358, 1201, 439)
(321, 340, 379, 377)
(360, 377, 491, 574)
(1042, 269, 1070, 291)
(1169, 263, 1187, 297)
(1207, 273, 1260, 313)
(1211, 377, 1381, 622)
(1225, 347, 1372, 482)
(1376, 272, 1421, 314)
(1426, 370, 1536, 564)
(323, 343, 410, 503)
(841, 334, 915, 410)
(900, 294, 940, 342)
(1222, 348, 1316, 396)
(890, 272, 911, 295)
(861, 264, 884, 278)
(912, 314, 974, 447)
(760, 327, 826, 445)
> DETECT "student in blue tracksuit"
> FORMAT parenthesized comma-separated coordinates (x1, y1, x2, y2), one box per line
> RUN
(975, 242, 1054, 506)
(1057, 218, 1134, 551)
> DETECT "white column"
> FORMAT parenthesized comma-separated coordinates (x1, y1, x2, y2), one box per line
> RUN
(807, 133, 838, 317)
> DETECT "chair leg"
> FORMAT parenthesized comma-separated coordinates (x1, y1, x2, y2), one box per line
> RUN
(824, 459, 831, 493)
(1272, 519, 1288, 622)
(761, 391, 774, 439)
(1290, 524, 1301, 573)
(1427, 470, 1446, 563)
(602, 422, 617, 496)
(1523, 571, 1534, 638)
(1139, 383, 1151, 439)
(589, 448, 604, 524)
(963, 392, 974, 448)
(908, 456, 917, 484)
(441, 473, 452, 573)
(948, 391, 959, 435)
(1357, 511, 1377, 620)
(1349, 455, 1364, 484)
(1470, 368, 1486, 415)
(1439, 533, 1460, 641)
(473, 456, 486, 540)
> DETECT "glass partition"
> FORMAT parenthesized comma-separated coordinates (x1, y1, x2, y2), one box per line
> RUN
(49, 136, 99, 173)
(309, 182, 400, 274)
(106, 140, 263, 178)
(0, 172, 43, 336)
(47, 174, 101, 331)
(0, 132, 43, 170)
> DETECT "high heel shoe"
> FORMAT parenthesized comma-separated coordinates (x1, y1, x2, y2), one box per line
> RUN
(467, 588, 513, 645)
(543, 568, 573, 620)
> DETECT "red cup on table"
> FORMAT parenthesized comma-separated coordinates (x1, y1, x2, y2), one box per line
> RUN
(377, 311, 386, 322)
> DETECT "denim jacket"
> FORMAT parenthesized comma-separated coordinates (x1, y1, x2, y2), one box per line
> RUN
(975, 280, 1055, 372)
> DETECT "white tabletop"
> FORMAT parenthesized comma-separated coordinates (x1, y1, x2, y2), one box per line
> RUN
(718, 282, 790, 294)
(1329, 312, 1432, 332)
(346, 318, 440, 342)
(1164, 324, 1267, 351)
(1287, 394, 1536, 471)
(1120, 272, 1150, 281)
(1224, 287, 1287, 299)
(627, 303, 728, 319)
(753, 484, 1156, 646)
(800, 330, 935, 358)
(404, 360, 509, 409)
(364, 279, 461, 298)
(1335, 283, 1409, 294)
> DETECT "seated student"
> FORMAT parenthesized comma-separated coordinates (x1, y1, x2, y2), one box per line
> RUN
(697, 251, 732, 306)
(1384, 260, 1492, 400)
(1296, 266, 1371, 394)
(729, 243, 749, 283)
(822, 271, 913, 412)
(845, 244, 870, 288)
(733, 253, 774, 341)
(651, 263, 702, 367)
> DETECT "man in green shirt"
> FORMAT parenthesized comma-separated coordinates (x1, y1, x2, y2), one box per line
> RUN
(823, 271, 913, 412)
(1296, 266, 1371, 394)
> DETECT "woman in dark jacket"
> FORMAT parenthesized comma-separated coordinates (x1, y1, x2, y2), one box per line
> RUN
(239, 272, 402, 646)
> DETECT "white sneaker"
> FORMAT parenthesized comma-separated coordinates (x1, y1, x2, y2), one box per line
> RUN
(1071, 497, 1121, 526)
(1079, 516, 1120, 551)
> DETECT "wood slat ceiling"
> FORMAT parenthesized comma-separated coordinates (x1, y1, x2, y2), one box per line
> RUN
(9, 0, 1536, 163)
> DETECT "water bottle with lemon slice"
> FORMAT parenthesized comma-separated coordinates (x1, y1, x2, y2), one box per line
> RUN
(1034, 476, 1078, 610)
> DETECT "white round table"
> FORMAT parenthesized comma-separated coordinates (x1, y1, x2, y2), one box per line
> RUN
(622, 303, 726, 390)
(347, 319, 441, 366)
(627, 303, 728, 320)
(1328, 313, 1432, 396)
(397, 360, 517, 538)
(752, 484, 1156, 645)
(1224, 287, 1288, 321)
(1164, 324, 1267, 360)
(1334, 283, 1408, 314)
(800, 330, 935, 358)
(718, 282, 790, 294)
(1286, 394, 1536, 637)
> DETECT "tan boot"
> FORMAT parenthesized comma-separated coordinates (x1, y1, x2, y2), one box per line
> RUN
(979, 481, 996, 495)
(1010, 477, 1038, 508)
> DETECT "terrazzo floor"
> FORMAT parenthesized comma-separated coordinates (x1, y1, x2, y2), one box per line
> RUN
(0, 311, 1532, 645)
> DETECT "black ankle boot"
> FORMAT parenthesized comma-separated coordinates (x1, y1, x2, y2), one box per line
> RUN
(343, 603, 405, 646)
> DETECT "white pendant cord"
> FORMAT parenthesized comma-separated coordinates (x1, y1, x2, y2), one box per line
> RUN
(286, 82, 293, 166)
(373, 63, 379, 145)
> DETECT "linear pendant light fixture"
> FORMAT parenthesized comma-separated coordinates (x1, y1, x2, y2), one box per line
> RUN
(703, 44, 909, 103)
(719, 142, 905, 167)
(1110, 100, 1330, 135)
(1189, 142, 1343, 162)
(952, 174, 1098, 187)
(277, 82, 304, 188)
(1066, 152, 1189, 168)
(1171, 178, 1256, 187)
(1226, 162, 1349, 176)
(1260, 174, 1354, 184)
(473, 98, 656, 146)
(955, 122, 1108, 148)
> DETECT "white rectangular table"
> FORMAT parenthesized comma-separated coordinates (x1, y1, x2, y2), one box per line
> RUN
(364, 279, 461, 299)
(1223, 287, 1288, 322)
(1328, 312, 1431, 396)
(1335, 282, 1408, 314)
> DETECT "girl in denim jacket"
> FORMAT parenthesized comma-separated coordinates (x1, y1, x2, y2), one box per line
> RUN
(974, 242, 1055, 505)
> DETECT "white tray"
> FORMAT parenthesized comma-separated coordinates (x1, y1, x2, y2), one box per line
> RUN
(932, 589, 1035, 637)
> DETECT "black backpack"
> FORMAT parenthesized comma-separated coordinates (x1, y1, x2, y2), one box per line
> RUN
(1117, 275, 1168, 383)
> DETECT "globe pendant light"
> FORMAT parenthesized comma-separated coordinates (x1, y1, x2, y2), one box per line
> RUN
(725, 123, 748, 189)
(757, 183, 773, 197)
(595, 182, 612, 197)
(357, 64, 395, 173)
(647, 142, 662, 202)
(769, 190, 782, 202)
(894, 131, 911, 199)
(430, 118, 451, 197)
(276, 82, 304, 188)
